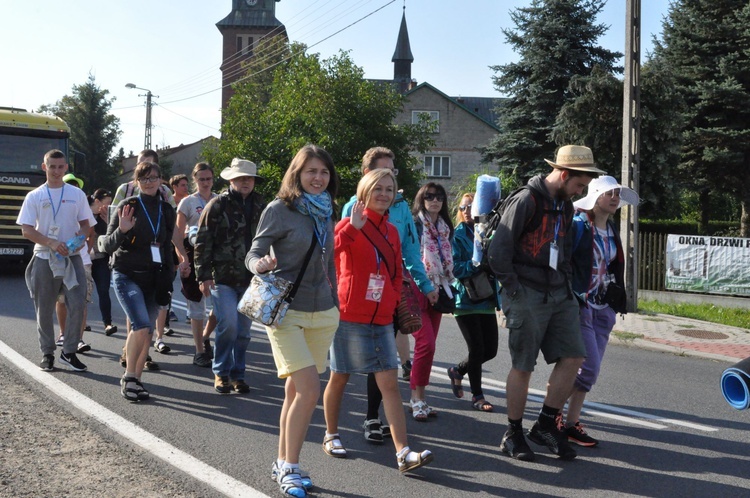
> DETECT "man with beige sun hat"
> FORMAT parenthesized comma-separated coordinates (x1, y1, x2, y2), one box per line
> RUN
(488, 145, 603, 462)
(194, 157, 266, 394)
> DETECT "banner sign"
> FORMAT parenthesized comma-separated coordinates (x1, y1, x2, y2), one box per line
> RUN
(665, 234, 750, 296)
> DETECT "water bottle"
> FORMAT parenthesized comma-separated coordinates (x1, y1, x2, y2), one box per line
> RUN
(56, 234, 87, 259)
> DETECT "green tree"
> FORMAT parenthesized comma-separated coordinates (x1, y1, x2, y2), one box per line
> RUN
(203, 39, 433, 204)
(482, 0, 622, 182)
(551, 61, 686, 219)
(654, 0, 750, 234)
(38, 74, 121, 192)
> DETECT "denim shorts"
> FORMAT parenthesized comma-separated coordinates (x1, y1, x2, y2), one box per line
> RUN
(329, 321, 400, 374)
(112, 270, 159, 333)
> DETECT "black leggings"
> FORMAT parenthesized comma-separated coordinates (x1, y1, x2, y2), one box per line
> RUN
(91, 258, 112, 326)
(453, 313, 499, 398)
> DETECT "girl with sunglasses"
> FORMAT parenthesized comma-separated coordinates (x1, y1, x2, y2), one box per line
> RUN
(409, 182, 454, 421)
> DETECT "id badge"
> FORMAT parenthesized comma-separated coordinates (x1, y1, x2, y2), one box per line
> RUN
(151, 243, 162, 263)
(549, 242, 559, 270)
(47, 224, 60, 239)
(365, 273, 385, 302)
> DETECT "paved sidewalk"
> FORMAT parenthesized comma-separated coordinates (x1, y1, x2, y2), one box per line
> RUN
(611, 311, 750, 364)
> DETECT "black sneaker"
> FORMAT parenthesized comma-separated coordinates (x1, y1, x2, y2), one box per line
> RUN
(528, 420, 577, 460)
(566, 422, 599, 447)
(500, 426, 535, 461)
(203, 338, 213, 359)
(59, 352, 87, 372)
(104, 324, 118, 336)
(402, 360, 412, 380)
(77, 341, 91, 354)
(193, 352, 212, 368)
(39, 354, 54, 371)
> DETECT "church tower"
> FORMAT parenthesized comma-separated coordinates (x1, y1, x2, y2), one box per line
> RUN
(392, 6, 414, 94)
(216, 0, 286, 111)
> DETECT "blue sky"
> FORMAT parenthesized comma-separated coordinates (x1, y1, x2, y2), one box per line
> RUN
(1, 0, 671, 160)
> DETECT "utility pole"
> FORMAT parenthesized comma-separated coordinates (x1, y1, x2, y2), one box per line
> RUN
(125, 83, 158, 151)
(620, 0, 641, 312)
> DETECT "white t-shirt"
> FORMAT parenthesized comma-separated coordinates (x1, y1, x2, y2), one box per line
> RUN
(16, 184, 94, 260)
(177, 192, 217, 234)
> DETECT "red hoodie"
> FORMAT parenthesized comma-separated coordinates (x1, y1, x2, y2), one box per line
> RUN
(335, 209, 402, 325)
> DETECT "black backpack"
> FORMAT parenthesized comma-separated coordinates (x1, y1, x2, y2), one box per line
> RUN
(479, 185, 571, 268)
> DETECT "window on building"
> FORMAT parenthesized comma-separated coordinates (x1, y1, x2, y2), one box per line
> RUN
(424, 155, 451, 178)
(237, 35, 254, 56)
(412, 110, 439, 132)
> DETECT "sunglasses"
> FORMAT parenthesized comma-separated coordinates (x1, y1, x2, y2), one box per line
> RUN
(458, 204, 472, 212)
(424, 192, 445, 202)
(604, 188, 621, 198)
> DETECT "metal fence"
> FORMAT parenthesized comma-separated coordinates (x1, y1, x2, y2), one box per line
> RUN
(638, 232, 668, 291)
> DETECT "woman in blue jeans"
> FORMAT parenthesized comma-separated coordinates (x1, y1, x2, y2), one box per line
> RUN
(103, 161, 182, 401)
(194, 158, 266, 395)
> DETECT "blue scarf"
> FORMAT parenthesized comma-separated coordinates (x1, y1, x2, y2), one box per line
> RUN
(295, 191, 332, 238)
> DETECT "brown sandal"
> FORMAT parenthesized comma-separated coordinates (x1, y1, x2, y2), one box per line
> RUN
(322, 434, 347, 458)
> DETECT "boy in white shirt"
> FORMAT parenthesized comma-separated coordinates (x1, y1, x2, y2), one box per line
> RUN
(17, 149, 94, 372)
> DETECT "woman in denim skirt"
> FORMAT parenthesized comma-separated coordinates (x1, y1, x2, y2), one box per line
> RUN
(322, 168, 433, 474)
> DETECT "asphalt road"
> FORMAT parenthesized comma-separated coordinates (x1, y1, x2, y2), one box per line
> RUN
(1, 266, 749, 497)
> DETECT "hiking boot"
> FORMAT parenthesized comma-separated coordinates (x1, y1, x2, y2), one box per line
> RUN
(104, 324, 118, 336)
(566, 422, 599, 447)
(500, 426, 535, 461)
(231, 379, 250, 394)
(192, 352, 212, 368)
(528, 420, 577, 460)
(214, 375, 231, 394)
(77, 341, 91, 354)
(402, 360, 412, 380)
(39, 354, 54, 371)
(59, 352, 87, 372)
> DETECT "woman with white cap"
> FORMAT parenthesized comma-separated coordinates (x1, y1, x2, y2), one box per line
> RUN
(565, 175, 639, 447)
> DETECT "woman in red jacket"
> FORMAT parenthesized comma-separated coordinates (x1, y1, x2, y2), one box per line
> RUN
(322, 168, 432, 474)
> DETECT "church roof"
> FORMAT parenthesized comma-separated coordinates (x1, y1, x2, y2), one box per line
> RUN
(391, 10, 413, 62)
(216, 10, 284, 29)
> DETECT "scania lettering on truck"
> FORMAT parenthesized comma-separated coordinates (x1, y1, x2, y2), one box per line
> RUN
(0, 107, 71, 262)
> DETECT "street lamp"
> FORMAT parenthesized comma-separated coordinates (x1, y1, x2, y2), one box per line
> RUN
(125, 83, 158, 151)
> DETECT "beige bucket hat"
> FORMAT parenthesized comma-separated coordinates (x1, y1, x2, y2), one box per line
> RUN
(220, 158, 264, 183)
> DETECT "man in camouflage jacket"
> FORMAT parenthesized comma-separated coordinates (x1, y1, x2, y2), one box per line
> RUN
(194, 158, 266, 394)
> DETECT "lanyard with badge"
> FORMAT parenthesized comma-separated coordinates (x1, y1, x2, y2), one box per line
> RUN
(365, 227, 388, 302)
(138, 195, 163, 264)
(45, 184, 64, 240)
(549, 201, 562, 270)
(311, 215, 335, 288)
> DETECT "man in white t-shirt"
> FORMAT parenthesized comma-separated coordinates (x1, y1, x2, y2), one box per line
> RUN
(17, 149, 94, 372)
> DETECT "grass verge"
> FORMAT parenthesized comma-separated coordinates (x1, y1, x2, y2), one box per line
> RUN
(638, 299, 750, 330)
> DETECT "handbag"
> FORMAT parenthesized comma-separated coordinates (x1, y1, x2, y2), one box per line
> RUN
(396, 268, 422, 334)
(603, 280, 627, 314)
(155, 263, 174, 306)
(238, 235, 317, 327)
(432, 284, 458, 313)
(460, 269, 495, 303)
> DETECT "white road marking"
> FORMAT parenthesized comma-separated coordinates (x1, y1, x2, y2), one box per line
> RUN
(0, 339, 270, 498)
(432, 368, 719, 432)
